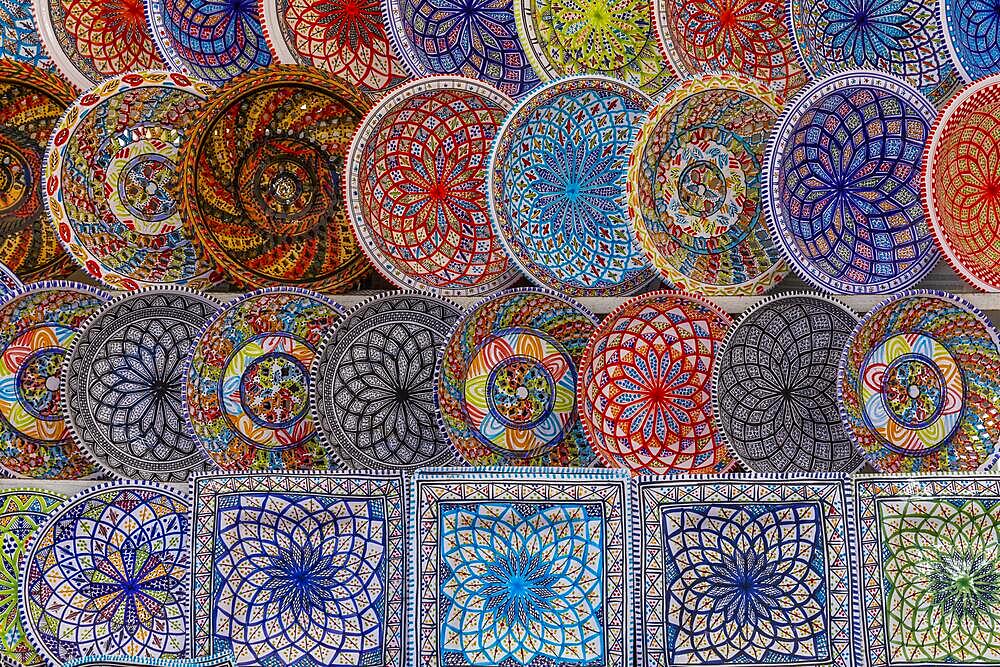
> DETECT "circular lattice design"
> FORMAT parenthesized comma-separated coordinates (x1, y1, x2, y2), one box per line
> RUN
(20, 482, 189, 666)
(311, 291, 463, 469)
(46, 71, 222, 290)
(262, 0, 410, 98)
(185, 288, 345, 471)
(0, 282, 108, 479)
(838, 291, 1000, 472)
(437, 288, 598, 466)
(181, 65, 371, 291)
(348, 77, 518, 296)
(653, 0, 807, 97)
(489, 76, 658, 296)
(0, 490, 64, 667)
(766, 71, 939, 294)
(0, 62, 75, 281)
(925, 75, 1000, 290)
(940, 0, 1000, 80)
(64, 287, 219, 481)
(32, 0, 163, 88)
(383, 0, 539, 97)
(0, 0, 52, 69)
(514, 0, 674, 97)
(146, 0, 271, 86)
(627, 73, 788, 295)
(789, 0, 961, 105)
(714, 292, 864, 473)
(578, 291, 734, 475)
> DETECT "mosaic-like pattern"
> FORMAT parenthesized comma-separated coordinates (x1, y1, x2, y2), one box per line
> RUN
(856, 476, 1000, 666)
(146, 0, 271, 85)
(940, 0, 1000, 80)
(638, 476, 856, 667)
(0, 282, 108, 479)
(180, 65, 370, 291)
(0, 490, 64, 667)
(437, 289, 599, 466)
(579, 291, 734, 475)
(788, 0, 960, 105)
(715, 293, 864, 473)
(839, 291, 1000, 473)
(190, 473, 404, 667)
(262, 0, 410, 97)
(311, 292, 463, 469)
(627, 74, 788, 295)
(20, 483, 189, 666)
(348, 77, 518, 296)
(766, 71, 939, 294)
(925, 74, 1000, 290)
(0, 62, 76, 281)
(384, 0, 540, 97)
(514, 0, 674, 96)
(64, 288, 219, 481)
(0, 0, 51, 68)
(45, 71, 222, 290)
(654, 0, 807, 97)
(412, 468, 631, 667)
(185, 289, 344, 471)
(489, 76, 657, 296)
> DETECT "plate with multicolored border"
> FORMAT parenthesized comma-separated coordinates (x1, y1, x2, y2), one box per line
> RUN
(261, 0, 410, 99)
(940, 0, 1000, 80)
(146, 0, 271, 86)
(383, 0, 539, 97)
(184, 288, 345, 471)
(924, 74, 1000, 291)
(578, 290, 735, 475)
(713, 292, 864, 473)
(181, 65, 371, 291)
(788, 0, 961, 106)
(45, 71, 222, 290)
(766, 70, 939, 294)
(488, 75, 658, 297)
(31, 0, 163, 88)
(0, 62, 76, 282)
(436, 288, 599, 467)
(20, 482, 189, 666)
(627, 73, 789, 295)
(63, 287, 220, 481)
(0, 281, 108, 479)
(514, 0, 675, 97)
(310, 291, 464, 470)
(653, 0, 807, 97)
(838, 291, 1000, 472)
(347, 76, 519, 296)
(0, 489, 64, 667)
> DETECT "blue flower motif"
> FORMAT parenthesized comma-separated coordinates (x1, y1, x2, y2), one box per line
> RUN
(214, 494, 386, 667)
(662, 503, 829, 664)
(440, 503, 605, 666)
(949, 0, 1000, 77)
(821, 0, 910, 65)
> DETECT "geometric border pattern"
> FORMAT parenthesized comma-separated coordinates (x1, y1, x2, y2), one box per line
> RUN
(636, 475, 859, 667)
(411, 467, 632, 667)
(189, 472, 405, 667)
(854, 475, 1000, 667)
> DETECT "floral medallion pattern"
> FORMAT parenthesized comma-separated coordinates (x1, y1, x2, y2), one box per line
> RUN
(189, 473, 404, 667)
(413, 468, 631, 667)
(638, 477, 856, 667)
(856, 477, 1000, 666)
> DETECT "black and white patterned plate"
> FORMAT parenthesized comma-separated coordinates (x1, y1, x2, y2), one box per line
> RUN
(713, 292, 865, 473)
(310, 291, 464, 469)
(62, 287, 221, 481)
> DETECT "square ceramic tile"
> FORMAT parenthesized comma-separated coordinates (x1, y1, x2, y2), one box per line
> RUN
(410, 467, 632, 667)
(637, 475, 858, 667)
(190, 472, 406, 667)
(856, 475, 1000, 667)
